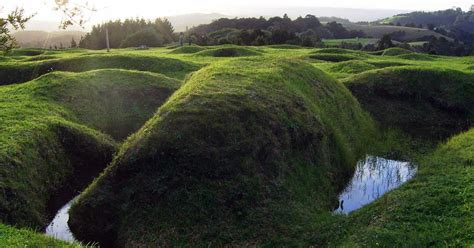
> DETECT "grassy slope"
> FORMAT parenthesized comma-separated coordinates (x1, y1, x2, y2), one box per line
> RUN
(343, 23, 452, 41)
(0, 53, 201, 85)
(0, 46, 473, 246)
(308, 128, 474, 247)
(0, 69, 181, 234)
(0, 223, 83, 247)
(68, 58, 376, 247)
(344, 66, 474, 139)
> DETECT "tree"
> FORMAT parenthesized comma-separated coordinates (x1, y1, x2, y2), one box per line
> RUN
(1, 1, 95, 53)
(70, 37, 77, 48)
(120, 28, 163, 48)
(377, 34, 394, 50)
(0, 8, 33, 53)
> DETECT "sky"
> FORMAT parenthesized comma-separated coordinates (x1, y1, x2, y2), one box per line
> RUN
(2, 0, 473, 25)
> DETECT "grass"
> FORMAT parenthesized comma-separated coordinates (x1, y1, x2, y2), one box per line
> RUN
(344, 66, 474, 139)
(195, 46, 262, 57)
(68, 58, 376, 247)
(381, 47, 413, 56)
(0, 223, 83, 247)
(0, 46, 473, 247)
(169, 45, 208, 54)
(307, 128, 474, 247)
(0, 54, 201, 85)
(0, 68, 183, 243)
(322, 38, 379, 46)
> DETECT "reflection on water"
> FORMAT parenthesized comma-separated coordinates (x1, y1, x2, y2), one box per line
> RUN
(334, 156, 416, 214)
(45, 197, 77, 242)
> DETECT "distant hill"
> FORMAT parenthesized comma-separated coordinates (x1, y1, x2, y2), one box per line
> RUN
(13, 31, 86, 48)
(379, 9, 474, 43)
(343, 23, 452, 41)
(236, 7, 410, 22)
(166, 13, 234, 32)
(165, 8, 409, 31)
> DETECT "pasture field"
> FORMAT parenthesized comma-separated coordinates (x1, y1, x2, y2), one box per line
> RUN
(0, 45, 473, 247)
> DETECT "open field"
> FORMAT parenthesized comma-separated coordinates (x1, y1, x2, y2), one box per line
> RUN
(0, 45, 473, 247)
(343, 23, 453, 41)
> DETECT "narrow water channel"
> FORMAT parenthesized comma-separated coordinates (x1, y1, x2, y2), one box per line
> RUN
(334, 156, 417, 214)
(45, 197, 77, 242)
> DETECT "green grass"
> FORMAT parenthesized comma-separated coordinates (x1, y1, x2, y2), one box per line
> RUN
(68, 58, 376, 247)
(169, 45, 208, 54)
(307, 128, 474, 247)
(344, 66, 474, 139)
(0, 223, 84, 247)
(322, 38, 379, 46)
(0, 69, 182, 237)
(0, 54, 201, 85)
(0, 46, 473, 247)
(195, 46, 262, 57)
(381, 47, 413, 56)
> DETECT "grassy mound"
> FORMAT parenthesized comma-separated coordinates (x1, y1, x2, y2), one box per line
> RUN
(23, 55, 58, 62)
(7, 49, 46, 57)
(0, 223, 81, 247)
(169, 45, 207, 54)
(345, 66, 474, 139)
(0, 54, 200, 85)
(266, 44, 304, 49)
(195, 46, 261, 57)
(382, 47, 413, 56)
(35, 69, 181, 140)
(328, 61, 377, 74)
(316, 128, 474, 247)
(0, 69, 179, 229)
(309, 53, 359, 62)
(396, 53, 435, 61)
(312, 48, 362, 55)
(69, 58, 376, 247)
(368, 61, 409, 68)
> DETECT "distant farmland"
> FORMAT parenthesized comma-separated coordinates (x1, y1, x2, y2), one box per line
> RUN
(343, 23, 452, 41)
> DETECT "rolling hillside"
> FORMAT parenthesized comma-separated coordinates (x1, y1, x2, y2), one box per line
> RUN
(0, 46, 472, 247)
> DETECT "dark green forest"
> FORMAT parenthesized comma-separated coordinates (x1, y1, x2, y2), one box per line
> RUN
(79, 18, 175, 49)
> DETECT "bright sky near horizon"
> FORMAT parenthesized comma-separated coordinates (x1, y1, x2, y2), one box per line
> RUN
(2, 0, 473, 23)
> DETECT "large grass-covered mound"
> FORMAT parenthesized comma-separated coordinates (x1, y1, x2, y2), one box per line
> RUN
(327, 61, 377, 74)
(381, 47, 413, 56)
(345, 66, 474, 138)
(309, 53, 359, 62)
(37, 69, 181, 140)
(0, 69, 180, 229)
(169, 45, 208, 54)
(69, 58, 376, 247)
(0, 54, 200, 85)
(195, 46, 261, 57)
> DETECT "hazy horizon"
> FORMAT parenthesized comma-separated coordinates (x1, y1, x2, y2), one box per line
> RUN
(3, 0, 474, 31)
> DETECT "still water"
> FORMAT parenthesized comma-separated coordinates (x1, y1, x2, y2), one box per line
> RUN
(45, 197, 77, 242)
(334, 156, 417, 214)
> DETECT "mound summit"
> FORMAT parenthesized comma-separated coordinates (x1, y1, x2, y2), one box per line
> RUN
(69, 58, 376, 247)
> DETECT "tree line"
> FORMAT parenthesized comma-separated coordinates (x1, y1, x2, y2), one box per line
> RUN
(187, 15, 366, 46)
(79, 18, 175, 49)
(383, 8, 474, 44)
